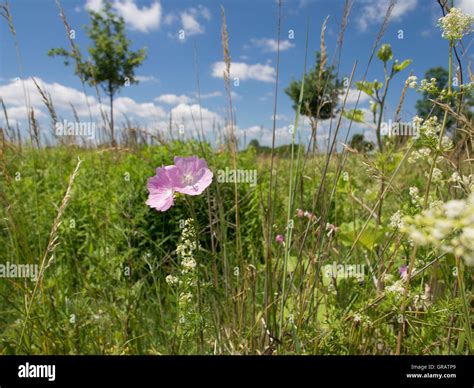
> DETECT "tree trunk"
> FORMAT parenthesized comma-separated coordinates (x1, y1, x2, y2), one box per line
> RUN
(311, 120, 318, 154)
(109, 91, 116, 147)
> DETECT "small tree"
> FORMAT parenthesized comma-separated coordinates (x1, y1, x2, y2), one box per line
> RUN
(350, 133, 374, 153)
(285, 52, 343, 152)
(49, 1, 146, 146)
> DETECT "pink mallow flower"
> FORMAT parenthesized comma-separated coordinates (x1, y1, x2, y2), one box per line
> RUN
(146, 156, 213, 212)
(275, 234, 284, 244)
(173, 156, 213, 196)
(146, 166, 179, 212)
(399, 265, 408, 281)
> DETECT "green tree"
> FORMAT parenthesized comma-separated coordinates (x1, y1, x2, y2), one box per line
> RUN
(285, 52, 343, 152)
(350, 133, 374, 153)
(48, 1, 147, 146)
(247, 139, 260, 149)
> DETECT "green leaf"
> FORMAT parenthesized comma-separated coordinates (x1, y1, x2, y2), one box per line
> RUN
(342, 108, 365, 123)
(355, 81, 374, 97)
(393, 59, 412, 73)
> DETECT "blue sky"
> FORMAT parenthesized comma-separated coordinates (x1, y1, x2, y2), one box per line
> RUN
(0, 0, 473, 147)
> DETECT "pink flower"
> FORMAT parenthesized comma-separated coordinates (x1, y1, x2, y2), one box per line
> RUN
(399, 265, 408, 281)
(173, 156, 213, 196)
(296, 209, 305, 218)
(275, 234, 284, 244)
(146, 156, 213, 212)
(146, 166, 179, 212)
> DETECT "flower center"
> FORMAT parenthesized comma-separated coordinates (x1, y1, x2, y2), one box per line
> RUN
(183, 174, 194, 185)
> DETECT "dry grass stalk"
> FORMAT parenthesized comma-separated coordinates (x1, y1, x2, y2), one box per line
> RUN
(17, 157, 83, 352)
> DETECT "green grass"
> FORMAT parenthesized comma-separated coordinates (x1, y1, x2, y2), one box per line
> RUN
(0, 142, 471, 355)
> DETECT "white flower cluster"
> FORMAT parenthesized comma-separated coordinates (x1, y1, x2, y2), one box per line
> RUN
(165, 275, 179, 285)
(425, 167, 444, 184)
(176, 219, 200, 273)
(450, 172, 474, 193)
(409, 186, 421, 206)
(420, 116, 439, 139)
(352, 313, 372, 327)
(170, 219, 202, 331)
(438, 7, 474, 40)
(389, 210, 404, 229)
(408, 147, 432, 164)
(419, 78, 438, 94)
(440, 135, 453, 150)
(407, 75, 418, 89)
(402, 193, 474, 266)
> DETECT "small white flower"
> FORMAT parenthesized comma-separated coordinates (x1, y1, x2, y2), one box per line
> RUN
(444, 199, 465, 219)
(166, 274, 179, 285)
(390, 210, 404, 229)
(342, 171, 349, 182)
(427, 167, 443, 183)
(411, 229, 427, 245)
(407, 75, 418, 88)
(450, 172, 462, 183)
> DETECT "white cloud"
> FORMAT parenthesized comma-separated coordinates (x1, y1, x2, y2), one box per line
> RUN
(249, 38, 295, 52)
(0, 77, 228, 142)
(0, 77, 168, 125)
(180, 6, 211, 37)
(357, 0, 418, 31)
(85, 0, 103, 12)
(458, 0, 474, 15)
(4, 106, 47, 124)
(271, 114, 290, 121)
(85, 0, 162, 33)
(163, 13, 176, 26)
(135, 75, 159, 83)
(345, 88, 370, 105)
(114, 96, 166, 119)
(0, 78, 98, 114)
(169, 103, 222, 137)
(155, 94, 195, 105)
(211, 62, 276, 83)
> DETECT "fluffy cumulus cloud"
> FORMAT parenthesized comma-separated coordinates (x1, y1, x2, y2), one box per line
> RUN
(458, 0, 474, 15)
(211, 62, 276, 83)
(357, 0, 418, 31)
(249, 38, 295, 52)
(179, 5, 211, 37)
(85, 0, 162, 33)
(170, 103, 220, 126)
(344, 88, 370, 105)
(0, 77, 166, 125)
(0, 77, 226, 141)
(3, 106, 47, 123)
(135, 75, 159, 83)
(155, 94, 195, 105)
